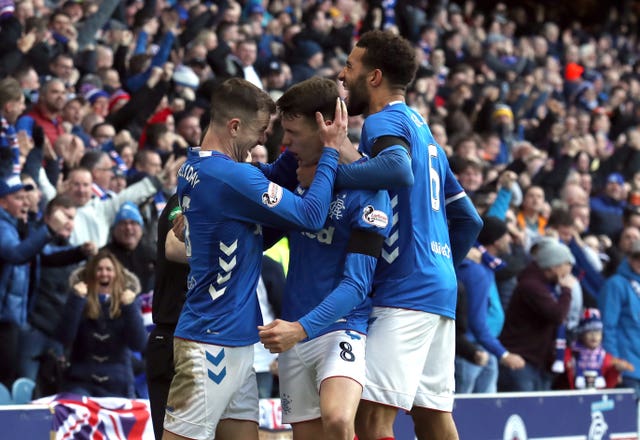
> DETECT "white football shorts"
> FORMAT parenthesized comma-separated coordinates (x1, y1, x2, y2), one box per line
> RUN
(279, 330, 366, 424)
(362, 307, 455, 412)
(163, 339, 259, 439)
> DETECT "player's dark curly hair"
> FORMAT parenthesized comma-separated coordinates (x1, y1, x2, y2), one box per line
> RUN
(276, 77, 339, 123)
(356, 30, 418, 91)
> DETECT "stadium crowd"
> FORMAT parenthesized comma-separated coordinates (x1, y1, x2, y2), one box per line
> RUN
(0, 0, 640, 437)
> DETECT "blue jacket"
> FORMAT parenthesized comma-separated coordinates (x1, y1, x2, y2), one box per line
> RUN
(589, 195, 625, 237)
(457, 258, 507, 358)
(0, 207, 51, 325)
(598, 259, 640, 380)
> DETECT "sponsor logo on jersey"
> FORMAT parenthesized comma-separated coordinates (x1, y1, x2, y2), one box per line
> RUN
(329, 193, 347, 220)
(431, 241, 451, 258)
(301, 226, 335, 244)
(262, 182, 283, 208)
(362, 205, 389, 228)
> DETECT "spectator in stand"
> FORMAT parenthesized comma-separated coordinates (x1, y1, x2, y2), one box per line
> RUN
(290, 39, 323, 85)
(16, 77, 66, 147)
(456, 217, 525, 393)
(590, 172, 627, 238)
(263, 60, 289, 100)
(128, 149, 163, 185)
(175, 112, 202, 148)
(103, 201, 155, 294)
(48, 52, 75, 91)
(0, 169, 74, 388)
(250, 144, 268, 164)
(499, 238, 576, 392)
(516, 185, 548, 251)
(63, 165, 165, 248)
(19, 194, 97, 384)
(546, 207, 602, 309)
(51, 132, 85, 180)
(14, 65, 40, 110)
(0, 77, 26, 172)
(89, 122, 116, 150)
(604, 225, 640, 278)
(61, 96, 90, 144)
(598, 239, 640, 399)
(563, 308, 633, 390)
(623, 202, 640, 231)
(79, 150, 115, 200)
(56, 249, 147, 398)
(455, 283, 490, 374)
(235, 38, 263, 90)
(451, 156, 485, 195)
(84, 88, 109, 118)
(128, 149, 181, 249)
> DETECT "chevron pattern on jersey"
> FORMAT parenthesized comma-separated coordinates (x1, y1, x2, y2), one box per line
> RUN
(382, 195, 399, 264)
(209, 239, 238, 301)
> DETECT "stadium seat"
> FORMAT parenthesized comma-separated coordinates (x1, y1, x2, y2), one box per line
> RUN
(0, 382, 12, 405)
(11, 377, 35, 404)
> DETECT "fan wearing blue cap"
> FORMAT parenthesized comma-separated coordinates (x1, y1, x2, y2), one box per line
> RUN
(0, 170, 77, 387)
(589, 172, 627, 237)
(105, 201, 155, 293)
(290, 39, 324, 84)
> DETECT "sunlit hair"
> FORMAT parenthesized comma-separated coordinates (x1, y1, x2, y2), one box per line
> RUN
(82, 249, 128, 320)
(356, 30, 418, 90)
(277, 77, 339, 124)
(209, 77, 275, 127)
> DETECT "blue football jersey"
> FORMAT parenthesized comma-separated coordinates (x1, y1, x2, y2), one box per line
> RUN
(359, 102, 465, 318)
(175, 148, 338, 346)
(284, 186, 391, 339)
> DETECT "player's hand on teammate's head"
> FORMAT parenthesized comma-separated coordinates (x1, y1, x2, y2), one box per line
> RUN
(316, 97, 348, 151)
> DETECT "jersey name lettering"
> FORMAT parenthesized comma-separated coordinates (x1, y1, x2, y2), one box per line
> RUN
(178, 164, 200, 187)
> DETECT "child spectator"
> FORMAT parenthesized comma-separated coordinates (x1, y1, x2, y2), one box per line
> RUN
(564, 308, 633, 390)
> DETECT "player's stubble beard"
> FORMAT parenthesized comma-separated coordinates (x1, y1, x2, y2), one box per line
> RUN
(345, 73, 370, 117)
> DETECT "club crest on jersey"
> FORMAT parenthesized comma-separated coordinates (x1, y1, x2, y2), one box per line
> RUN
(362, 205, 388, 228)
(262, 182, 283, 208)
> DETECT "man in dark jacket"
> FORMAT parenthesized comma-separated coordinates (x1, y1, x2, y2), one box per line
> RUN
(499, 238, 577, 392)
(104, 201, 156, 293)
(20, 194, 96, 390)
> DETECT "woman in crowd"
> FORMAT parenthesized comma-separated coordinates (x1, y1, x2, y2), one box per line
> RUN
(56, 249, 147, 398)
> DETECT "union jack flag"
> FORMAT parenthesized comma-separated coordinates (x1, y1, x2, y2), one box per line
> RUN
(34, 393, 154, 439)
